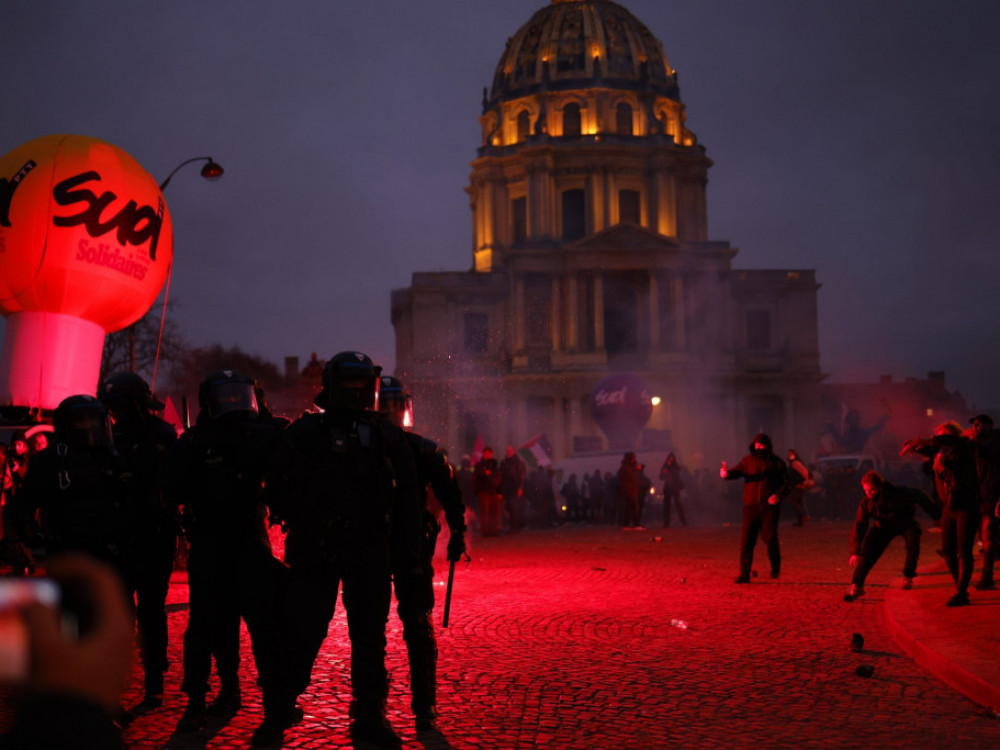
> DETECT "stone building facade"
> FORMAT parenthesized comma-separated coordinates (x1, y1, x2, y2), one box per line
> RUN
(391, 0, 823, 464)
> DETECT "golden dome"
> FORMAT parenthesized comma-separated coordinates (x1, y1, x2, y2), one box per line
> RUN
(488, 0, 679, 108)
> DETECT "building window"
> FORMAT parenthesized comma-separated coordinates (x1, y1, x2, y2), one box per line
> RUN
(746, 309, 771, 350)
(563, 103, 581, 137)
(616, 103, 633, 135)
(517, 111, 531, 143)
(561, 189, 586, 241)
(512, 196, 527, 243)
(618, 189, 640, 225)
(464, 312, 489, 354)
(603, 272, 639, 355)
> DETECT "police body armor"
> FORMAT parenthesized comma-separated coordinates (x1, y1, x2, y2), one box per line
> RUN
(277, 411, 397, 571)
(168, 418, 284, 553)
(21, 442, 129, 565)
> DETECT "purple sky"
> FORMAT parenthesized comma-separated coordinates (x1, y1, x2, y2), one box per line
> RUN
(2, 1, 998, 408)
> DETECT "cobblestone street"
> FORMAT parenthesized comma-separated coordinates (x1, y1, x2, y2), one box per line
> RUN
(119, 522, 1000, 749)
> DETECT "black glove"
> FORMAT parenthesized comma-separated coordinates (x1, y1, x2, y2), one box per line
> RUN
(447, 531, 466, 563)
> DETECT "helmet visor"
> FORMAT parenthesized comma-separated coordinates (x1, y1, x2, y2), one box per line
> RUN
(206, 382, 259, 418)
(63, 411, 113, 447)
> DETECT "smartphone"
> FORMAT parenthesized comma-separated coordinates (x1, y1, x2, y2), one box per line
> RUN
(0, 578, 62, 682)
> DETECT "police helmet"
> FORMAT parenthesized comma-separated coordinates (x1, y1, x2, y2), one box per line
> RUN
(378, 375, 414, 429)
(100, 372, 165, 412)
(198, 370, 261, 420)
(53, 395, 113, 448)
(315, 352, 381, 411)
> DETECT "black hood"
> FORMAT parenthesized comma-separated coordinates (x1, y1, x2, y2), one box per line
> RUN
(749, 433, 773, 454)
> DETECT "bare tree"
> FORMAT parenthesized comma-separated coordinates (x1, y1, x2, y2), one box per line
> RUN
(166, 343, 285, 412)
(100, 302, 190, 388)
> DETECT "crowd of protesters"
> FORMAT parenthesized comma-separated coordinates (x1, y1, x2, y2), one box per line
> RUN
(2, 377, 998, 749)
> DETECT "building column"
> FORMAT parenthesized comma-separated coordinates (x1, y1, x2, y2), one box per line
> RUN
(514, 276, 526, 351)
(672, 275, 685, 350)
(568, 391, 582, 448)
(594, 274, 605, 350)
(565, 274, 579, 351)
(648, 273, 660, 349)
(590, 170, 604, 234)
(655, 170, 676, 237)
(550, 276, 561, 352)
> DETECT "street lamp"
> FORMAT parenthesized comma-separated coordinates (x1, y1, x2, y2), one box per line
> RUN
(159, 156, 224, 191)
(126, 156, 224, 372)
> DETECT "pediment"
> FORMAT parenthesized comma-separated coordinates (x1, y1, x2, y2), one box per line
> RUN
(569, 223, 679, 255)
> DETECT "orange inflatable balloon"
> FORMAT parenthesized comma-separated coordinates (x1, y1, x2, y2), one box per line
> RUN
(0, 134, 173, 409)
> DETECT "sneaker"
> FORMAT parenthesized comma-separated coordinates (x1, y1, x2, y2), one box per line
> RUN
(843, 584, 865, 602)
(734, 574, 750, 584)
(770, 569, 780, 579)
(975, 579, 995, 591)
(946, 591, 970, 607)
(176, 697, 207, 732)
(350, 717, 402, 748)
(207, 686, 242, 716)
(901, 577, 914, 590)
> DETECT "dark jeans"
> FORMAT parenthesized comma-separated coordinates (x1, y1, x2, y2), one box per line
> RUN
(479, 491, 502, 536)
(940, 508, 978, 595)
(662, 490, 687, 527)
(852, 523, 921, 586)
(980, 513, 998, 584)
(740, 504, 781, 577)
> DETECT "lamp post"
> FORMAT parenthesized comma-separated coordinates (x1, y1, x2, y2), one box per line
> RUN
(125, 156, 225, 371)
(159, 156, 224, 191)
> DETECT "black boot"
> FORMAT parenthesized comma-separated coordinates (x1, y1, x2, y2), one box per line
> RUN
(207, 684, 242, 716)
(176, 695, 207, 732)
(350, 714, 402, 748)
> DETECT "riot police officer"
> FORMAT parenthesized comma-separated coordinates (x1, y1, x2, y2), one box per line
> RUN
(100, 372, 178, 709)
(161, 371, 290, 741)
(16, 396, 130, 574)
(378, 375, 466, 731)
(266, 352, 422, 749)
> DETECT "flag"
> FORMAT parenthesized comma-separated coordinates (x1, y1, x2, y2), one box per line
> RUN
(162, 396, 185, 436)
(518, 433, 553, 467)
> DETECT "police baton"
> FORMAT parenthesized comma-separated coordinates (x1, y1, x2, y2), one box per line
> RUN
(441, 551, 470, 628)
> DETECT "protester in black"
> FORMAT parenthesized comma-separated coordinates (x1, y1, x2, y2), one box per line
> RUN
(968, 414, 1000, 590)
(721, 433, 789, 583)
(844, 471, 940, 601)
(902, 421, 981, 607)
(658, 452, 687, 528)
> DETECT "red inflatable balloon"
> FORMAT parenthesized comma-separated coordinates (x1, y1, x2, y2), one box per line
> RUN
(0, 134, 173, 409)
(590, 373, 653, 450)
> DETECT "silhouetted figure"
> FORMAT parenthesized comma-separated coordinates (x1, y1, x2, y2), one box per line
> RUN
(902, 422, 980, 607)
(721, 434, 789, 583)
(658, 453, 687, 528)
(843, 471, 940, 602)
(618, 453, 643, 529)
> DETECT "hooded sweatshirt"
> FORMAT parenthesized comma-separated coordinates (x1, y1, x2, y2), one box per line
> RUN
(725, 433, 789, 508)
